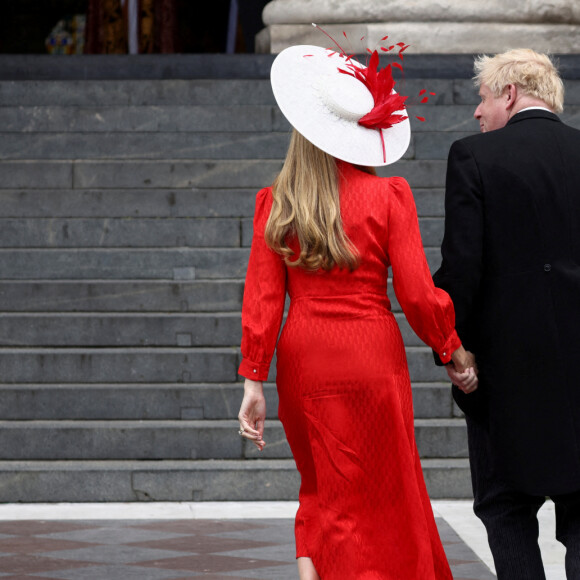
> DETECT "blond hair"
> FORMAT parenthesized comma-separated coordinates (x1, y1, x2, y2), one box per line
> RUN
(473, 49, 564, 113)
(265, 130, 362, 272)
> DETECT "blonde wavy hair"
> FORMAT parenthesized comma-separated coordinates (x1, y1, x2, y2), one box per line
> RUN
(473, 48, 564, 113)
(265, 130, 371, 272)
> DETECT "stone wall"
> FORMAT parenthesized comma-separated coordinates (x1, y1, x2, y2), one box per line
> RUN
(257, 0, 580, 54)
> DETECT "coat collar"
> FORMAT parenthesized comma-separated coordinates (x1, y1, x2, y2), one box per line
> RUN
(507, 109, 560, 126)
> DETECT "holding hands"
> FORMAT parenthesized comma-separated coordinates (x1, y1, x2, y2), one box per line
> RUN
(448, 347, 479, 394)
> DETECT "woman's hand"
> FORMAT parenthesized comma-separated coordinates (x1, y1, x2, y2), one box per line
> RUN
(238, 379, 266, 451)
(450, 346, 477, 373)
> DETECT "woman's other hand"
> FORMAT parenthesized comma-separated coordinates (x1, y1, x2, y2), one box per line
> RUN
(238, 379, 266, 451)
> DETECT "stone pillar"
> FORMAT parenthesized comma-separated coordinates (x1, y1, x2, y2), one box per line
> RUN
(256, 0, 580, 53)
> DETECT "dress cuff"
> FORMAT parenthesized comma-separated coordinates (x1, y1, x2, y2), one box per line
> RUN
(438, 329, 462, 365)
(238, 357, 270, 382)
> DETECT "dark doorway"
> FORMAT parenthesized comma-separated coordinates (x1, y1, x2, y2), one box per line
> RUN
(1, 0, 88, 53)
(0, 0, 269, 54)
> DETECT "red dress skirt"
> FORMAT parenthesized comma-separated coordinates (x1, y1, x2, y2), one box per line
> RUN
(239, 162, 459, 579)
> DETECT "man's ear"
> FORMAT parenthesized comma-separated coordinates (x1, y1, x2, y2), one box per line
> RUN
(505, 84, 517, 111)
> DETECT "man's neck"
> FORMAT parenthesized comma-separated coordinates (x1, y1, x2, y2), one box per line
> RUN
(510, 97, 554, 118)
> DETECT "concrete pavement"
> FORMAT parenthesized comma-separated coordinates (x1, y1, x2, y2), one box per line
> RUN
(0, 500, 568, 578)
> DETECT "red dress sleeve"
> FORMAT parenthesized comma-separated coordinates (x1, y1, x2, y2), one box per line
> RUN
(387, 177, 461, 364)
(238, 187, 287, 381)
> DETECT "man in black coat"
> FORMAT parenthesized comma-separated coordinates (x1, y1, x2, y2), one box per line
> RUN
(434, 49, 580, 579)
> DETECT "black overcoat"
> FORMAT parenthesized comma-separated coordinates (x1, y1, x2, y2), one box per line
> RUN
(433, 109, 580, 496)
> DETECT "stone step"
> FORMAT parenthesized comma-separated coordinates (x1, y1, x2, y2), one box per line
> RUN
(0, 77, 462, 106)
(0, 85, 576, 160)
(0, 159, 447, 189)
(416, 132, 474, 160)
(0, 280, 244, 312)
(0, 216, 443, 249)
(16, 53, 580, 84)
(0, 218, 244, 248)
(0, 104, 482, 133)
(0, 104, 496, 139)
(0, 132, 291, 160)
(455, 78, 580, 106)
(0, 188, 445, 218)
(0, 189, 259, 218)
(0, 218, 243, 248)
(0, 71, 577, 116)
(0, 105, 278, 133)
(0, 313, 242, 347)
(0, 138, 417, 165)
(0, 54, 280, 81)
(0, 279, 416, 316)
(0, 133, 488, 169)
(0, 131, 487, 161)
(0, 418, 467, 460)
(0, 458, 472, 502)
(0, 79, 278, 106)
(0, 102, 513, 133)
(0, 382, 455, 421)
(0, 248, 250, 280)
(0, 312, 429, 347)
(0, 278, 421, 315)
(0, 247, 442, 280)
(0, 348, 239, 384)
(0, 347, 447, 383)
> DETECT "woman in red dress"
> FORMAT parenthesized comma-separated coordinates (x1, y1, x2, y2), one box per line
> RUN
(237, 42, 477, 579)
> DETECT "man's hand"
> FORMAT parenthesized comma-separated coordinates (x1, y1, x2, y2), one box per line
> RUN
(446, 364, 478, 394)
(447, 347, 478, 393)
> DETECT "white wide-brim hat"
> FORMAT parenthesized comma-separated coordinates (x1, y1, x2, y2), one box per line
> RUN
(271, 45, 411, 167)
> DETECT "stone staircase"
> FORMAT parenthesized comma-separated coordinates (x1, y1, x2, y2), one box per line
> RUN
(0, 54, 578, 502)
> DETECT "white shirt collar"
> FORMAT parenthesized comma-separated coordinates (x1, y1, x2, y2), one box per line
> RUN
(518, 106, 554, 114)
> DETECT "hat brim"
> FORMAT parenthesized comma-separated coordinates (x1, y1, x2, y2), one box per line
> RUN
(271, 45, 411, 167)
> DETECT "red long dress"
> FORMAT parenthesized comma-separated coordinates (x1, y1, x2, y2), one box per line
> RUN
(239, 161, 460, 579)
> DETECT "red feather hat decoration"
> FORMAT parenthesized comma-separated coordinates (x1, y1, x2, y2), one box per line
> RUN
(339, 50, 409, 130)
(313, 25, 434, 162)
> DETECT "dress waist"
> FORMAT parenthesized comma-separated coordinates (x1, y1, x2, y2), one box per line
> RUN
(288, 292, 392, 319)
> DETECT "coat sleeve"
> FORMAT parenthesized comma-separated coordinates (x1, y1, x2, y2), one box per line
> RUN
(432, 139, 484, 352)
(387, 177, 461, 364)
(238, 188, 287, 381)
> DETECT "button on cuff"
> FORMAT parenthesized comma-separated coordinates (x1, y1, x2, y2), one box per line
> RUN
(238, 358, 270, 382)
